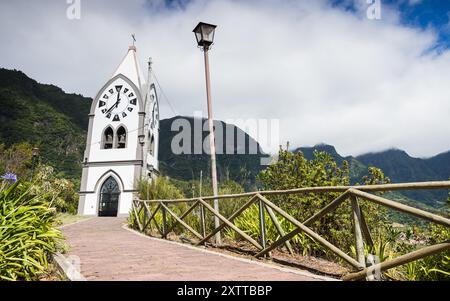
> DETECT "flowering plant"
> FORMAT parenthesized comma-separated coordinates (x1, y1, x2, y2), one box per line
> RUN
(1, 172, 18, 191)
(1, 172, 18, 183)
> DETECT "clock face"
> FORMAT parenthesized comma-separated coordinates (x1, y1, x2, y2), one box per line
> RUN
(98, 82, 138, 122)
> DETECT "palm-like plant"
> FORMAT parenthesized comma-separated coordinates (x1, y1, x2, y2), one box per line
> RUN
(0, 181, 62, 280)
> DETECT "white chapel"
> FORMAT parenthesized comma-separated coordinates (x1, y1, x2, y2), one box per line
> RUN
(78, 45, 159, 216)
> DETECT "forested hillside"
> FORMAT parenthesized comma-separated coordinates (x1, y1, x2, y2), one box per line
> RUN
(296, 144, 450, 209)
(0, 68, 90, 178)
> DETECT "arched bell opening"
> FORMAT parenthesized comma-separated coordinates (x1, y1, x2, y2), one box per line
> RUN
(116, 126, 127, 149)
(102, 127, 114, 149)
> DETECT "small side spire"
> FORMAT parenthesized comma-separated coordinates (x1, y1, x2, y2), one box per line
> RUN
(147, 57, 153, 84)
(148, 57, 152, 71)
(129, 34, 137, 51)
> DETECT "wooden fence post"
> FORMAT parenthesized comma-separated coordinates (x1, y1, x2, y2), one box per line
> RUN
(162, 202, 167, 238)
(142, 202, 148, 233)
(359, 210, 374, 248)
(259, 199, 267, 253)
(265, 204, 294, 255)
(200, 204, 206, 243)
(351, 196, 366, 270)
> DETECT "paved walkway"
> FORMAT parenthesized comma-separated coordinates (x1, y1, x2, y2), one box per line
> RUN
(61, 217, 331, 281)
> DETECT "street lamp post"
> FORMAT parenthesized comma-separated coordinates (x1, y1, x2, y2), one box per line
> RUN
(193, 22, 221, 245)
(30, 147, 39, 181)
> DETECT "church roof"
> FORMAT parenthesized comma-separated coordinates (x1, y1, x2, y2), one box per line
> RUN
(111, 46, 146, 90)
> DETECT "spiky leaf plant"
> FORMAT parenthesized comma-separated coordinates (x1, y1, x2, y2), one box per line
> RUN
(0, 181, 62, 281)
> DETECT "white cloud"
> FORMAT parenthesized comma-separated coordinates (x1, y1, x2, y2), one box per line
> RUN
(0, 0, 449, 158)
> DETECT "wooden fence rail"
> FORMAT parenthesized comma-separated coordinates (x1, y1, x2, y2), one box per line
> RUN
(131, 181, 450, 281)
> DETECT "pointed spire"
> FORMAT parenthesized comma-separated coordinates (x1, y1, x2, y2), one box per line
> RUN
(111, 44, 145, 90)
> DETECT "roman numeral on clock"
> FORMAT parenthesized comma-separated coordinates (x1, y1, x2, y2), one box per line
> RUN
(115, 85, 123, 92)
(122, 112, 127, 118)
(113, 115, 120, 122)
(109, 89, 114, 94)
(99, 101, 106, 107)
(123, 88, 129, 94)
(130, 98, 137, 105)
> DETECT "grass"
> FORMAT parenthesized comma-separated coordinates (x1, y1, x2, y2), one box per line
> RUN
(55, 213, 91, 227)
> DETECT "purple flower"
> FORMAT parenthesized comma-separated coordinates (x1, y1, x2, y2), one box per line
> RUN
(1, 172, 18, 183)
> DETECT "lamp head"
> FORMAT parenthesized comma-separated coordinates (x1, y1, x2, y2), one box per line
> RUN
(193, 22, 217, 49)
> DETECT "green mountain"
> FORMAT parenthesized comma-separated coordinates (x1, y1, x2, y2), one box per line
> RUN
(0, 68, 90, 178)
(356, 149, 449, 209)
(426, 150, 450, 179)
(295, 144, 450, 209)
(159, 116, 268, 189)
(296, 144, 345, 165)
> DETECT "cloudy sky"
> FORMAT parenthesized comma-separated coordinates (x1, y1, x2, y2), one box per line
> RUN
(1, 0, 450, 157)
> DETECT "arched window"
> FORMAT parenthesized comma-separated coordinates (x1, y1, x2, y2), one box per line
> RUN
(116, 126, 127, 149)
(98, 176, 120, 217)
(102, 127, 114, 149)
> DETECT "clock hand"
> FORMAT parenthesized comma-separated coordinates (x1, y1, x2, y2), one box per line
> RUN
(105, 92, 121, 114)
(112, 91, 122, 110)
(105, 99, 120, 114)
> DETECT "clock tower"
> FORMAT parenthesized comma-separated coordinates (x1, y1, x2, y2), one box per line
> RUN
(78, 45, 159, 216)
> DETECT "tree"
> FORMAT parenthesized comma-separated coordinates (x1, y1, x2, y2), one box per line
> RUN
(257, 150, 389, 258)
(0, 142, 33, 180)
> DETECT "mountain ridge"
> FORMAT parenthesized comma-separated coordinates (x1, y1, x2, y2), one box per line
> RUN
(294, 143, 449, 208)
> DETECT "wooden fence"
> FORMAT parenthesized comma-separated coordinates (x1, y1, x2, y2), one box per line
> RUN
(131, 181, 450, 280)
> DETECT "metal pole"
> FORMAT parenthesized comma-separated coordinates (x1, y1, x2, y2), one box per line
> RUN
(203, 46, 221, 245)
(199, 170, 203, 197)
(30, 155, 36, 181)
(199, 170, 206, 242)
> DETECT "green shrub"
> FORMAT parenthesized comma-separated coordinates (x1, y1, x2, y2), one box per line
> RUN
(0, 181, 62, 280)
(129, 177, 187, 232)
(137, 177, 184, 201)
(257, 150, 389, 259)
(29, 165, 79, 214)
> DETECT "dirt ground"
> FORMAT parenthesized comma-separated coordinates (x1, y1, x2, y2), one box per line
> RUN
(163, 231, 349, 279)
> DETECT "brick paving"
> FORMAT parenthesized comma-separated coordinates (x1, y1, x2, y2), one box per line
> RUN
(61, 217, 331, 281)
